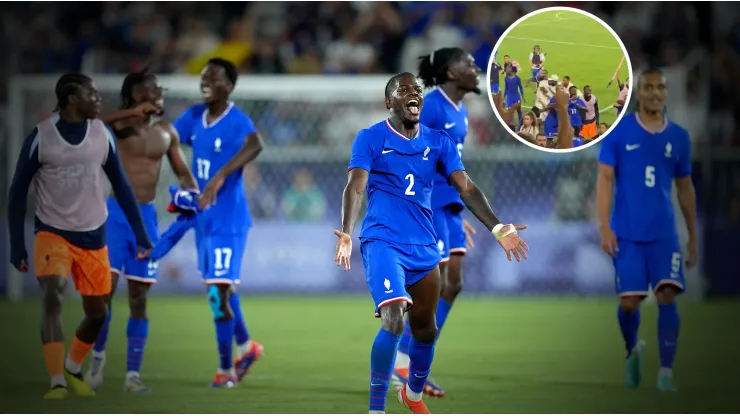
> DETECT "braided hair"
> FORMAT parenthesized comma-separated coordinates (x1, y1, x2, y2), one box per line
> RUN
(54, 73, 92, 111)
(417, 47, 467, 88)
(120, 66, 155, 109)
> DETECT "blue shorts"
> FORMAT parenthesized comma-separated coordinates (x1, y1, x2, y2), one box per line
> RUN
(490, 83, 500, 94)
(544, 123, 558, 139)
(360, 239, 440, 317)
(433, 207, 467, 262)
(613, 237, 685, 297)
(531, 68, 542, 81)
(106, 197, 159, 284)
(196, 232, 247, 285)
(506, 95, 521, 108)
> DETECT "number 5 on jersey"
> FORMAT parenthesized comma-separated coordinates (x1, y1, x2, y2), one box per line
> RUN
(645, 165, 655, 188)
(197, 158, 211, 180)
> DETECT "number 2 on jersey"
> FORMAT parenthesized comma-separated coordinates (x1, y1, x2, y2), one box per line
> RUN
(644, 165, 655, 188)
(405, 173, 415, 196)
(197, 158, 211, 180)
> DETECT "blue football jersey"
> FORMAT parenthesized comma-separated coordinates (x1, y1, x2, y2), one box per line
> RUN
(173, 102, 257, 234)
(421, 88, 468, 210)
(348, 120, 465, 246)
(545, 97, 558, 130)
(598, 113, 692, 242)
(568, 98, 587, 127)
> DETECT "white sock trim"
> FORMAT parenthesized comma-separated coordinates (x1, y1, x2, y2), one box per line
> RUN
(405, 384, 423, 402)
(64, 356, 81, 374)
(51, 374, 66, 388)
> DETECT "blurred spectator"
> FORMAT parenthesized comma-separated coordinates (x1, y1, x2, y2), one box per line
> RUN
(281, 169, 327, 221)
(244, 164, 279, 220)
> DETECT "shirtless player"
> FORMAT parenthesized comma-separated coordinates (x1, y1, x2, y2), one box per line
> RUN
(87, 69, 198, 393)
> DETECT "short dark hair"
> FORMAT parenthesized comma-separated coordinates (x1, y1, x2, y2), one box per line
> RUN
(563, 76, 570, 81)
(120, 67, 155, 109)
(207, 57, 238, 86)
(55, 72, 92, 111)
(583, 84, 591, 90)
(384, 72, 415, 100)
(638, 67, 664, 88)
(417, 47, 467, 88)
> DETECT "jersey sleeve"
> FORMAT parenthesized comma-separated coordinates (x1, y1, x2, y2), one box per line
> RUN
(577, 98, 587, 107)
(173, 107, 195, 146)
(674, 129, 692, 178)
(437, 131, 465, 178)
(348, 129, 376, 172)
(419, 100, 442, 130)
(598, 133, 618, 167)
(237, 113, 258, 141)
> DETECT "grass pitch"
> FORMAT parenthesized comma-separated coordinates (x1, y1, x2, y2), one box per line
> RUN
(0, 296, 738, 413)
(494, 10, 630, 126)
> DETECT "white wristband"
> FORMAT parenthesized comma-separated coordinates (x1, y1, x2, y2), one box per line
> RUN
(492, 223, 517, 241)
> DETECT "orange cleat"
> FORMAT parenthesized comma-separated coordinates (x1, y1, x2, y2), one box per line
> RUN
(398, 384, 431, 414)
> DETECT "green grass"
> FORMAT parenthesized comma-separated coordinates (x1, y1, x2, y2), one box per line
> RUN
(494, 10, 630, 126)
(0, 296, 738, 413)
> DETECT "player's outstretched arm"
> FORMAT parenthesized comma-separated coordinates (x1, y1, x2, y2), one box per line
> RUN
(554, 86, 573, 149)
(334, 168, 368, 270)
(7, 130, 42, 271)
(102, 136, 153, 258)
(100, 102, 161, 124)
(162, 122, 198, 190)
(449, 170, 528, 262)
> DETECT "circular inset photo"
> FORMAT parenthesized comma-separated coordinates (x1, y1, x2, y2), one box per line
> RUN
(487, 7, 632, 153)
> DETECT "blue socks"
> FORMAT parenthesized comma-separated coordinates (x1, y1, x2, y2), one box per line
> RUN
(93, 304, 112, 353)
(658, 303, 680, 368)
(126, 318, 149, 373)
(398, 299, 452, 356)
(617, 305, 640, 355)
(407, 338, 436, 394)
(369, 328, 401, 412)
(215, 319, 235, 370)
(229, 293, 250, 347)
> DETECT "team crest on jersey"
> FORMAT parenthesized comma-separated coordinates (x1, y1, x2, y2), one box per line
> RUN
(664, 142, 672, 158)
(464, 117, 468, 127)
(214, 138, 222, 152)
(423, 146, 430, 160)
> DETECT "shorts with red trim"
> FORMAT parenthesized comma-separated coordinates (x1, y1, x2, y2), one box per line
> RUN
(614, 237, 685, 297)
(360, 238, 440, 317)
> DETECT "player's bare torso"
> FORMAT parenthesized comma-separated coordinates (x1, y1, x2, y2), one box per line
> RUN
(112, 120, 173, 203)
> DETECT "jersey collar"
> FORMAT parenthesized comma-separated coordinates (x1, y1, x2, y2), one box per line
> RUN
(385, 119, 419, 140)
(635, 113, 668, 135)
(435, 87, 461, 112)
(202, 101, 234, 129)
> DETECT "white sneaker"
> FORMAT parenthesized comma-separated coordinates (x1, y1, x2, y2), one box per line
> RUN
(85, 351, 107, 391)
(124, 375, 151, 393)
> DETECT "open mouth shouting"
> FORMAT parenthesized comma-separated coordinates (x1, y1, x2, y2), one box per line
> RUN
(406, 98, 420, 117)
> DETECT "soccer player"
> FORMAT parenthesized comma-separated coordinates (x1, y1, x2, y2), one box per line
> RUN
(580, 85, 599, 140)
(567, 86, 588, 137)
(596, 68, 698, 392)
(7, 73, 152, 399)
(545, 86, 576, 149)
(388, 47, 479, 398)
(503, 65, 524, 129)
(561, 76, 583, 98)
(614, 76, 630, 115)
(533, 74, 557, 121)
(490, 55, 503, 95)
(334, 72, 529, 414)
(173, 57, 265, 388)
(525, 44, 545, 88)
(85, 69, 199, 393)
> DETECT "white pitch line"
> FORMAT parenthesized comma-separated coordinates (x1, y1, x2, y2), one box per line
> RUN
(505, 36, 622, 50)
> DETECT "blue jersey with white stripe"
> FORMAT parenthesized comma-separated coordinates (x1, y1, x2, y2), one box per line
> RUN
(598, 113, 692, 242)
(421, 88, 468, 210)
(348, 120, 465, 246)
(173, 102, 257, 235)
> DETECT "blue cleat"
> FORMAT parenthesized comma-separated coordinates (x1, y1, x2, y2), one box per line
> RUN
(626, 340, 646, 389)
(657, 373, 678, 392)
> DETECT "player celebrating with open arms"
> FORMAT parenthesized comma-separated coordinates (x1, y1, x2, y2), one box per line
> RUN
(334, 72, 528, 414)
(173, 58, 265, 388)
(7, 73, 152, 399)
(390, 47, 480, 399)
(596, 68, 698, 392)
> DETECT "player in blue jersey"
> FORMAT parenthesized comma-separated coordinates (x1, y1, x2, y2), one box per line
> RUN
(567, 86, 587, 137)
(173, 58, 265, 388)
(334, 72, 529, 414)
(503, 64, 524, 129)
(596, 68, 698, 392)
(490, 53, 503, 94)
(389, 47, 480, 399)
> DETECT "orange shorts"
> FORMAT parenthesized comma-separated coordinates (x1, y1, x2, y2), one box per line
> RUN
(33, 231, 112, 296)
(581, 122, 597, 139)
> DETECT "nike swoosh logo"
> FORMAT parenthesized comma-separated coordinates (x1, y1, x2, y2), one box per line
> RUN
(626, 144, 640, 151)
(444, 123, 456, 129)
(214, 270, 229, 277)
(382, 149, 394, 154)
